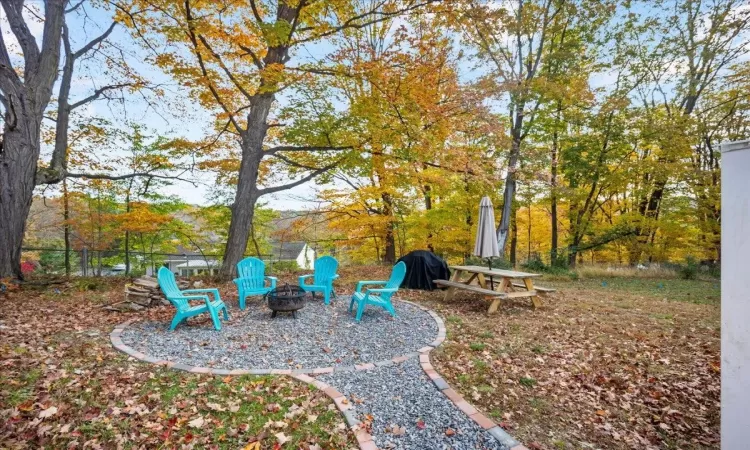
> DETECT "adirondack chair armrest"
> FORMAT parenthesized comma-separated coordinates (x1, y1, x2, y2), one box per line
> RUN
(298, 274, 313, 285)
(332, 274, 339, 280)
(182, 288, 220, 300)
(355, 280, 386, 293)
(232, 278, 242, 286)
(265, 276, 277, 289)
(176, 294, 212, 307)
(365, 287, 398, 295)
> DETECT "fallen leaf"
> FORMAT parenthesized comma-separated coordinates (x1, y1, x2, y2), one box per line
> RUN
(445, 428, 456, 436)
(390, 424, 406, 435)
(188, 416, 205, 428)
(275, 432, 290, 445)
(416, 418, 426, 429)
(38, 406, 58, 419)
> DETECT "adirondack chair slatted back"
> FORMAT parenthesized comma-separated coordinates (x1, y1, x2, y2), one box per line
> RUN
(158, 267, 189, 311)
(236, 257, 268, 290)
(370, 261, 407, 304)
(385, 262, 407, 290)
(313, 256, 338, 285)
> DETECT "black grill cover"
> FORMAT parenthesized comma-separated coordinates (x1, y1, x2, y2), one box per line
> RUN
(397, 250, 450, 290)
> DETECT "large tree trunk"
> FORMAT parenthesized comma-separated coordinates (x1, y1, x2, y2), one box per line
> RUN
(550, 101, 561, 264)
(0, 114, 41, 278)
(0, 0, 65, 278)
(510, 205, 517, 266)
(220, 94, 274, 278)
(423, 183, 434, 252)
(63, 179, 71, 276)
(124, 186, 131, 275)
(497, 107, 523, 256)
(382, 192, 396, 264)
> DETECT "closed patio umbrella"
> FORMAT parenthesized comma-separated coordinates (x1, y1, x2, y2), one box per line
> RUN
(473, 196, 500, 270)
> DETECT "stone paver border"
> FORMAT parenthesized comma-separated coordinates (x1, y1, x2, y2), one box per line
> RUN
(417, 343, 529, 450)
(109, 299, 527, 450)
(110, 299, 446, 375)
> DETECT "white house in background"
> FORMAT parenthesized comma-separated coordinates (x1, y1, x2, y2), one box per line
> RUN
(174, 259, 220, 277)
(268, 241, 316, 270)
(164, 246, 219, 276)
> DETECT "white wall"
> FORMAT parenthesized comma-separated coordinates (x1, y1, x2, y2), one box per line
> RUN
(721, 140, 750, 449)
(296, 244, 316, 270)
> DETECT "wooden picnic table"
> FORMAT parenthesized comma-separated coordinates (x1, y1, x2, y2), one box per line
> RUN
(434, 265, 545, 313)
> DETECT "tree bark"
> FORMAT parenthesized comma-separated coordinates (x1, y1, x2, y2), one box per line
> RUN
(550, 101, 561, 264)
(510, 204, 517, 266)
(124, 187, 131, 275)
(0, 0, 65, 278)
(219, 94, 273, 278)
(382, 191, 396, 264)
(0, 111, 41, 278)
(423, 183, 434, 252)
(527, 201, 532, 262)
(63, 178, 71, 276)
(497, 106, 523, 256)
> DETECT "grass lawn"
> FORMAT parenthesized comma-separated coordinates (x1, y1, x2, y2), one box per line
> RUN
(0, 269, 720, 449)
(417, 276, 720, 449)
(0, 280, 355, 449)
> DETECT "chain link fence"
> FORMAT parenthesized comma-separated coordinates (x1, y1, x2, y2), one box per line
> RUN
(20, 247, 279, 277)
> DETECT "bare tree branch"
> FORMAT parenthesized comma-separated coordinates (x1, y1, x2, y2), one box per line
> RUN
(73, 20, 117, 58)
(258, 159, 341, 196)
(69, 83, 137, 110)
(0, 0, 40, 73)
(184, 0, 243, 133)
(249, 0, 264, 23)
(66, 170, 196, 185)
(294, 0, 438, 44)
(264, 145, 353, 155)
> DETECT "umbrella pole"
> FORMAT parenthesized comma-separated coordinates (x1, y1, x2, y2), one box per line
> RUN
(487, 258, 495, 290)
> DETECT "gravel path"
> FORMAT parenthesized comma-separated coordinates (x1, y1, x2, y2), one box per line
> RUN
(120, 297, 437, 370)
(319, 359, 508, 450)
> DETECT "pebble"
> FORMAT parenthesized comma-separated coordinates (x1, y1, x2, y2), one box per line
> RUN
(121, 295, 437, 370)
(319, 359, 508, 450)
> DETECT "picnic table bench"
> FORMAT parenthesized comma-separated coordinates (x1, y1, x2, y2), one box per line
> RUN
(434, 265, 548, 313)
(511, 282, 556, 293)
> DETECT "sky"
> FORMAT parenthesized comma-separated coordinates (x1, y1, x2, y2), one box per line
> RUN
(4, 1, 747, 211)
(1, 1, 320, 209)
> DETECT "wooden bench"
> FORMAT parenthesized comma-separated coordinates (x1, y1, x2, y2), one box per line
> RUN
(434, 279, 537, 313)
(512, 282, 556, 293)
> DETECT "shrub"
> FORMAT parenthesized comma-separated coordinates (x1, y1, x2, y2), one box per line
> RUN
(463, 255, 512, 270)
(522, 255, 577, 280)
(522, 255, 547, 273)
(270, 260, 299, 273)
(74, 278, 103, 291)
(679, 256, 699, 280)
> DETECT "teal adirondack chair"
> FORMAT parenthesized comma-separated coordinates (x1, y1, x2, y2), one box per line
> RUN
(298, 256, 339, 305)
(157, 267, 229, 331)
(234, 257, 277, 309)
(349, 261, 407, 322)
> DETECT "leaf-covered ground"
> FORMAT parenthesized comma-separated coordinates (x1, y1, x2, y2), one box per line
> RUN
(0, 271, 720, 449)
(0, 279, 355, 449)
(420, 277, 721, 449)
